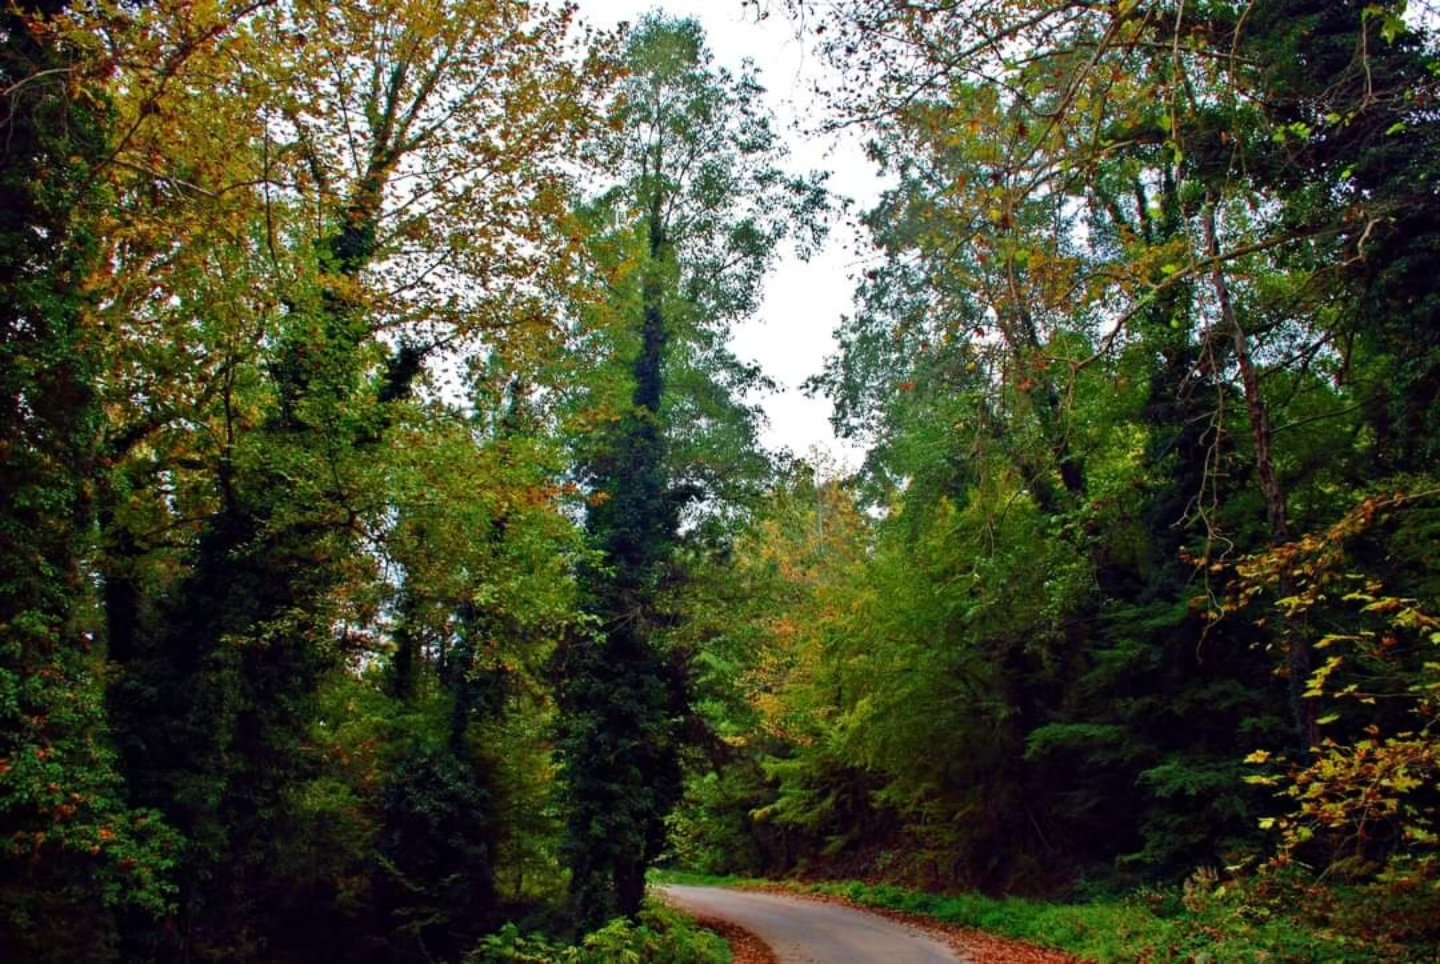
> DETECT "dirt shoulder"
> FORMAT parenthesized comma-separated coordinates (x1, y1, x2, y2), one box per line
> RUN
(686, 912, 779, 964)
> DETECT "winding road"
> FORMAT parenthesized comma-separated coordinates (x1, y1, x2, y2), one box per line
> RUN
(660, 885, 970, 963)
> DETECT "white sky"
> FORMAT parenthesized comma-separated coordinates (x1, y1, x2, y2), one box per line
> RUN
(571, 0, 880, 471)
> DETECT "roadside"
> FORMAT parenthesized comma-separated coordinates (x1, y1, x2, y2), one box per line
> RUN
(680, 912, 778, 964)
(661, 884, 962, 963)
(661, 882, 1078, 964)
(656, 870, 1433, 962)
(808, 893, 1082, 964)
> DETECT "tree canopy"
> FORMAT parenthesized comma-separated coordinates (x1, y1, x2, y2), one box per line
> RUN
(2, 1, 1438, 960)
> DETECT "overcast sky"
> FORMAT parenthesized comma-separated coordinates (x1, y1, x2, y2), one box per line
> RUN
(571, 0, 880, 471)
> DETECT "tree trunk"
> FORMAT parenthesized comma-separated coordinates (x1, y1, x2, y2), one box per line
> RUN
(1203, 203, 1318, 753)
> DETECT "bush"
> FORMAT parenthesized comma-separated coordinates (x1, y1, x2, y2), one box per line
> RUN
(468, 902, 732, 964)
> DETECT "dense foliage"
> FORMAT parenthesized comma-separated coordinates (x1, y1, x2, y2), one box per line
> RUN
(672, 1, 1440, 956)
(2, 0, 1438, 960)
(555, 15, 825, 928)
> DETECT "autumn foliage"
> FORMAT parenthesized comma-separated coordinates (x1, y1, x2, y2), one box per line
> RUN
(2, 0, 1440, 960)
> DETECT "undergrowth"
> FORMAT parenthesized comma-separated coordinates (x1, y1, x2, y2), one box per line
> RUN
(468, 900, 732, 963)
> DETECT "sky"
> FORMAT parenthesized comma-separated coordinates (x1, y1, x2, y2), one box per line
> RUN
(571, 0, 881, 471)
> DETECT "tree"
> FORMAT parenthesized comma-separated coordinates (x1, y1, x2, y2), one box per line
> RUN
(709, 0, 1439, 895)
(0, 3, 179, 957)
(556, 14, 827, 927)
(365, 381, 584, 960)
(9, 0, 604, 955)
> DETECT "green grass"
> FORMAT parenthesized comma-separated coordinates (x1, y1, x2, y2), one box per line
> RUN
(651, 870, 1425, 962)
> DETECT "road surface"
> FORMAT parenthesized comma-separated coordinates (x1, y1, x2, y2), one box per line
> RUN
(660, 885, 968, 963)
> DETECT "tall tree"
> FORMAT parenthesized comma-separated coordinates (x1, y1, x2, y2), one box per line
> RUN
(39, 0, 603, 955)
(0, 3, 179, 958)
(556, 14, 826, 927)
(717, 0, 1438, 893)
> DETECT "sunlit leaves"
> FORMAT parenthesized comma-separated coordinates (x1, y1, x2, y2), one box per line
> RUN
(1226, 485, 1440, 887)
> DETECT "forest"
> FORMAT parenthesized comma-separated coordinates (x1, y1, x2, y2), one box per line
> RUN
(1, 0, 1438, 961)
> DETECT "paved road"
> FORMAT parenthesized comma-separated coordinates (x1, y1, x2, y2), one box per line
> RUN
(660, 885, 967, 964)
